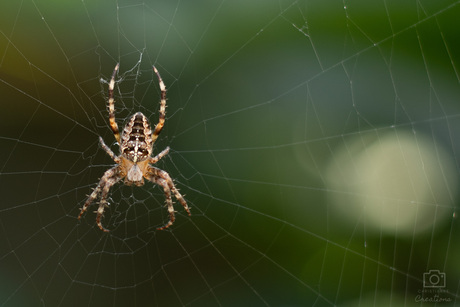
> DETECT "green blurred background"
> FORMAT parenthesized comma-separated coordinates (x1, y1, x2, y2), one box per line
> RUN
(1, 0, 460, 306)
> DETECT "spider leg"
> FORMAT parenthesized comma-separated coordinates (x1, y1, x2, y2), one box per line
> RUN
(108, 63, 121, 144)
(99, 136, 120, 163)
(149, 146, 170, 164)
(146, 166, 190, 230)
(78, 166, 121, 232)
(152, 66, 166, 144)
(150, 175, 175, 230)
(96, 173, 123, 232)
(78, 182, 104, 220)
(156, 168, 190, 216)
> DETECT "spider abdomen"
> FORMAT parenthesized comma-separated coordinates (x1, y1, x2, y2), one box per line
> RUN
(121, 112, 153, 162)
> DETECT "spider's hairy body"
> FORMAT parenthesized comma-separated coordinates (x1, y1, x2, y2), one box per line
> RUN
(78, 64, 190, 232)
(121, 112, 153, 163)
(120, 156, 149, 186)
(120, 112, 152, 185)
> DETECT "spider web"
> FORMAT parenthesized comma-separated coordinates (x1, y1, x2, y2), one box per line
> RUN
(1, 0, 460, 305)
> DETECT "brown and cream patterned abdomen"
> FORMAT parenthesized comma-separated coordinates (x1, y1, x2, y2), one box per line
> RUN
(121, 112, 153, 162)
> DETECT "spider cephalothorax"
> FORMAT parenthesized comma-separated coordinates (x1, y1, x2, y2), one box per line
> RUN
(78, 64, 190, 232)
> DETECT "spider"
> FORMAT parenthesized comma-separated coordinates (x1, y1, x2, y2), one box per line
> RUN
(78, 63, 190, 232)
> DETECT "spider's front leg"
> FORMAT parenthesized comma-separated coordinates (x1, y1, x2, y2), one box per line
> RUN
(78, 166, 122, 232)
(153, 177, 175, 230)
(156, 167, 190, 217)
(78, 183, 104, 220)
(146, 166, 190, 230)
(96, 172, 123, 232)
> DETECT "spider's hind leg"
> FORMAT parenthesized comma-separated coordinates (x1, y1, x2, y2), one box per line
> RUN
(151, 66, 167, 144)
(108, 63, 121, 144)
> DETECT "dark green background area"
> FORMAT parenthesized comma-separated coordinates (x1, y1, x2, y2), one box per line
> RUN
(1, 0, 460, 306)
